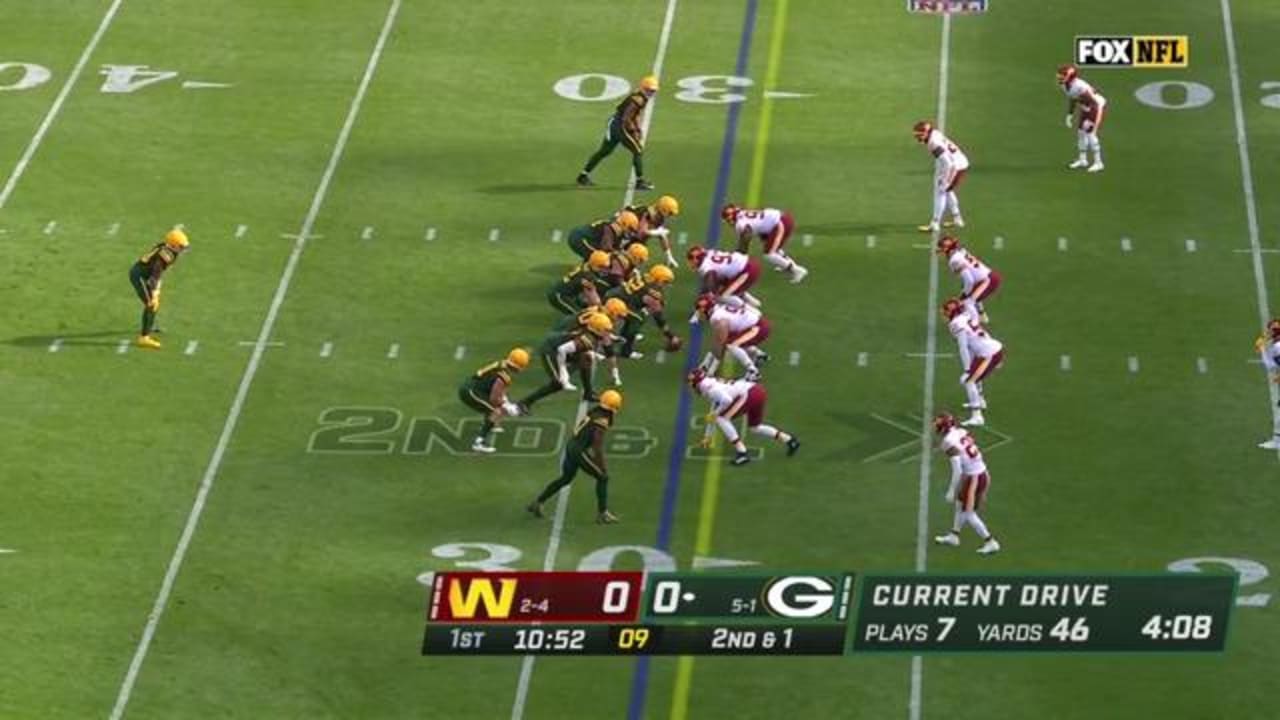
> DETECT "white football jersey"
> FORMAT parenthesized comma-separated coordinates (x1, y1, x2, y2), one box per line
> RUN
(698, 377, 754, 412)
(926, 129, 969, 170)
(1262, 339, 1280, 372)
(941, 427, 987, 475)
(1063, 76, 1107, 109)
(698, 250, 750, 279)
(947, 248, 992, 294)
(734, 208, 782, 237)
(949, 313, 1003, 357)
(710, 303, 761, 333)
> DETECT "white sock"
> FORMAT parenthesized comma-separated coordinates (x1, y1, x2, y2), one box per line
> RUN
(742, 291, 762, 307)
(726, 344, 758, 374)
(1076, 131, 1088, 161)
(932, 188, 947, 223)
(952, 508, 964, 534)
(701, 352, 720, 374)
(751, 423, 791, 443)
(946, 191, 961, 220)
(715, 416, 746, 453)
(964, 380, 984, 408)
(764, 251, 793, 272)
(1088, 134, 1102, 163)
(963, 510, 991, 539)
(746, 346, 763, 360)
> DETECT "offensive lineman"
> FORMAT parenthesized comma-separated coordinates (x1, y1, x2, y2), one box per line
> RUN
(689, 368, 800, 466)
(686, 245, 764, 308)
(720, 204, 808, 283)
(937, 235, 1002, 322)
(944, 298, 1005, 427)
(933, 413, 1001, 555)
(913, 121, 970, 233)
(692, 293, 771, 379)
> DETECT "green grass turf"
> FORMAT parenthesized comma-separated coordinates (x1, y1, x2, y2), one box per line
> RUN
(1, 0, 1278, 718)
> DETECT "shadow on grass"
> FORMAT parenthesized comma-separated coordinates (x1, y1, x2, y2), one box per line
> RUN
(4, 329, 133, 348)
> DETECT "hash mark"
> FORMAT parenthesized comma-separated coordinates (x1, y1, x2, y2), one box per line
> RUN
(488, 228, 500, 242)
(107, 222, 120, 237)
(425, 227, 437, 241)
(866, 235, 877, 249)
(1196, 357, 1208, 374)
(677, 231, 688, 246)
(1185, 238, 1198, 253)
(43, 220, 57, 235)
(993, 235, 1004, 250)
(1120, 237, 1132, 253)
(1057, 236, 1069, 252)
(361, 226, 374, 240)
(116, 339, 129, 355)
(387, 342, 400, 359)
(551, 229, 562, 243)
(1127, 355, 1140, 373)
(788, 350, 801, 366)
(856, 351, 868, 367)
(655, 349, 666, 364)
(234, 224, 248, 239)
(454, 345, 466, 360)
(1060, 354, 1071, 371)
(184, 340, 198, 355)
(48, 338, 63, 353)
(802, 234, 813, 247)
(320, 341, 333, 358)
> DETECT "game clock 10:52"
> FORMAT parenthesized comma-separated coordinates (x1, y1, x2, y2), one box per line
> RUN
(512, 627, 587, 652)
(1140, 614, 1214, 642)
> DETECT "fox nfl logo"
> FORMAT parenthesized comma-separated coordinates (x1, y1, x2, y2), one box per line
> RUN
(1074, 36, 1189, 68)
(907, 0, 989, 14)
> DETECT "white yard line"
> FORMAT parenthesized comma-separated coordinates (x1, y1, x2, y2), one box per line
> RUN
(0, 0, 125, 209)
(1220, 0, 1280, 457)
(910, 13, 951, 720)
(108, 2, 402, 716)
(511, 1, 679, 718)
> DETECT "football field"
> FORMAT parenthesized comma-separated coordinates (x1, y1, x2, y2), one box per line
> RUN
(2, 1, 1279, 718)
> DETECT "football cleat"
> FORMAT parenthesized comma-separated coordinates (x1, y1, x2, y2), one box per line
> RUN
(918, 222, 940, 233)
(472, 438, 496, 454)
(961, 412, 986, 427)
(1259, 439, 1280, 450)
(576, 172, 594, 187)
(754, 349, 770, 366)
(515, 402, 531, 416)
(136, 335, 162, 349)
(934, 532, 961, 547)
(1067, 158, 1089, 169)
(949, 216, 965, 229)
(1087, 161, 1105, 173)
(634, 178, 655, 191)
(790, 265, 808, 284)
(977, 538, 1002, 555)
(785, 436, 801, 456)
(744, 368, 762, 382)
(625, 351, 644, 360)
(596, 509, 620, 524)
(731, 451, 751, 466)
(526, 501, 544, 518)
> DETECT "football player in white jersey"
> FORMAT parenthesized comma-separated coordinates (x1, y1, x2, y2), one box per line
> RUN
(937, 235, 1002, 322)
(1058, 64, 1107, 173)
(1256, 319, 1280, 449)
(913, 120, 969, 233)
(688, 368, 800, 466)
(944, 298, 1004, 427)
(720, 204, 808, 283)
(692, 293, 771, 379)
(686, 245, 764, 308)
(932, 413, 1001, 555)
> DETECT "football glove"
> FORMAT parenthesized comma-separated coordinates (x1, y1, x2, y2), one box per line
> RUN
(611, 367, 622, 386)
(502, 401, 521, 417)
(944, 490, 956, 503)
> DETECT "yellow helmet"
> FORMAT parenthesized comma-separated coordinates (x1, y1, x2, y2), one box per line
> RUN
(586, 312, 614, 336)
(587, 249, 611, 271)
(639, 75, 659, 93)
(164, 228, 189, 250)
(604, 297, 629, 319)
(506, 347, 530, 369)
(600, 389, 624, 411)
(646, 264, 674, 285)
(614, 209, 640, 233)
(626, 243, 649, 265)
(654, 195, 679, 217)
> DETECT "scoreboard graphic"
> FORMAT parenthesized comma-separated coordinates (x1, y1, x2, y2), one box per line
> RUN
(422, 571, 1236, 656)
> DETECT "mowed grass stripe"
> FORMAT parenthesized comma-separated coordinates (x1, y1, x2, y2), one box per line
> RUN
(108, 2, 403, 716)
